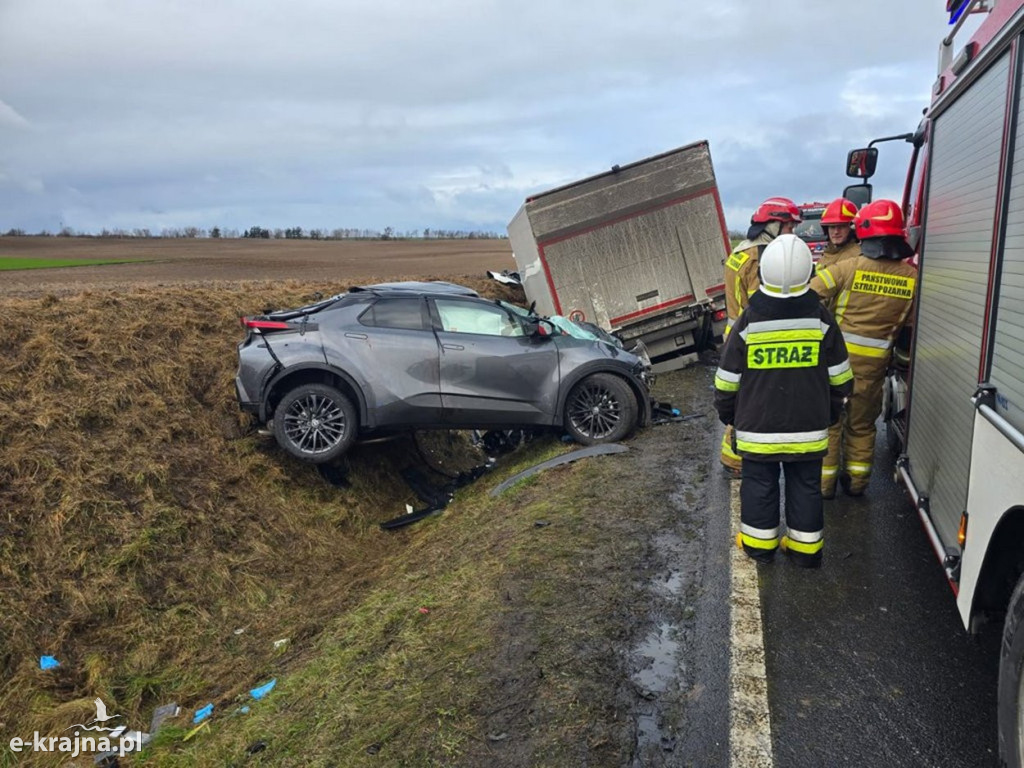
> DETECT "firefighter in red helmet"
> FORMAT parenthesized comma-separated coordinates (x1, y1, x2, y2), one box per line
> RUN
(720, 197, 802, 477)
(817, 198, 860, 272)
(809, 199, 918, 498)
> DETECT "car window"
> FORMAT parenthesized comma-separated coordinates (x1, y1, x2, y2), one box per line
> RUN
(795, 215, 824, 241)
(360, 297, 425, 330)
(434, 299, 525, 337)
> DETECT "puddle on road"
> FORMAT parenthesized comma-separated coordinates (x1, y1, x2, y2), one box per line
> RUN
(631, 615, 685, 760)
(634, 622, 681, 693)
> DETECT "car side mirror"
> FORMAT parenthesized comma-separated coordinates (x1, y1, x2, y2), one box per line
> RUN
(524, 318, 555, 338)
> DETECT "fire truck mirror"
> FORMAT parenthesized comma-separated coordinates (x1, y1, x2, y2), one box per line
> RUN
(846, 147, 878, 179)
(843, 183, 873, 208)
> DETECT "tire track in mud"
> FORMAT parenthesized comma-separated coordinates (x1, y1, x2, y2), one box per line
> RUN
(624, 363, 733, 767)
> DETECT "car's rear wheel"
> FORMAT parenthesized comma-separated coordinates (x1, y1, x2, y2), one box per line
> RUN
(563, 373, 637, 445)
(273, 383, 358, 463)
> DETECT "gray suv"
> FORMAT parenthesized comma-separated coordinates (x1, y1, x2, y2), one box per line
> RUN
(235, 281, 652, 463)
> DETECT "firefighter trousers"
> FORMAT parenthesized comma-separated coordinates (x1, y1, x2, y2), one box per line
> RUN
(720, 424, 742, 473)
(822, 373, 885, 496)
(740, 458, 824, 568)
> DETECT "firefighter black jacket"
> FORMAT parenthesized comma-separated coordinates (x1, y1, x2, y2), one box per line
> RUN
(713, 290, 853, 462)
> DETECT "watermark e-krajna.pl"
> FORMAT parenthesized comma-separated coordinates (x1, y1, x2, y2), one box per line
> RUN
(8, 697, 146, 759)
(9, 730, 145, 759)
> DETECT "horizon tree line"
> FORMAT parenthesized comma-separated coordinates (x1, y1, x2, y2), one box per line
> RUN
(0, 225, 507, 240)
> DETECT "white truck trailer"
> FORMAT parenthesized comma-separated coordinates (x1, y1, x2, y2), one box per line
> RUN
(844, 2, 1024, 763)
(506, 141, 730, 370)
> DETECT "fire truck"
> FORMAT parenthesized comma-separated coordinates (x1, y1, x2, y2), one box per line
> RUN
(844, 1, 1024, 763)
(795, 201, 830, 261)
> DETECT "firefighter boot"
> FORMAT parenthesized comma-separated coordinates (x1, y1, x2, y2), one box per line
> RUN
(780, 535, 823, 569)
(839, 472, 865, 497)
(736, 533, 776, 564)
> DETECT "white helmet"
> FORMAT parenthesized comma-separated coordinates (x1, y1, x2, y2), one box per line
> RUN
(758, 234, 813, 298)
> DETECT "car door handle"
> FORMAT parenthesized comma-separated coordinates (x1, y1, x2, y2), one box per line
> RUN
(345, 333, 368, 340)
(442, 343, 464, 351)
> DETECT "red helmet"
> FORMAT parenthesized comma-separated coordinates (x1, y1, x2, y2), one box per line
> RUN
(751, 197, 802, 224)
(854, 199, 907, 239)
(821, 198, 858, 226)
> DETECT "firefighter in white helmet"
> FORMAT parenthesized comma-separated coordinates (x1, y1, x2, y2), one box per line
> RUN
(809, 199, 918, 498)
(720, 197, 803, 477)
(714, 234, 853, 567)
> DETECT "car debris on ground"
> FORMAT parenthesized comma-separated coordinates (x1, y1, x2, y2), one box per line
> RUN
(486, 269, 522, 285)
(489, 443, 631, 498)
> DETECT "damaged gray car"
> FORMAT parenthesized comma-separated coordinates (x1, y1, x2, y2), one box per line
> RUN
(235, 281, 653, 463)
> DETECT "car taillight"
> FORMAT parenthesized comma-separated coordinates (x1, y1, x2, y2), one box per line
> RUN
(713, 309, 727, 322)
(241, 318, 292, 331)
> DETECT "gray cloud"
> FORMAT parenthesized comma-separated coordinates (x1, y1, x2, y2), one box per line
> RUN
(0, 0, 970, 233)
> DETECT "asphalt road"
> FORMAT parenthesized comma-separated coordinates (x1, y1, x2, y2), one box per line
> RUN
(760, 425, 1002, 768)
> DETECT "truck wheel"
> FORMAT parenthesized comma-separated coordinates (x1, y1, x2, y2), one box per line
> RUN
(563, 373, 637, 445)
(998, 571, 1024, 767)
(273, 383, 358, 464)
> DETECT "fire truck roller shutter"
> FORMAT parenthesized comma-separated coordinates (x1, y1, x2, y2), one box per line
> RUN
(988, 55, 1024, 436)
(907, 51, 1010, 548)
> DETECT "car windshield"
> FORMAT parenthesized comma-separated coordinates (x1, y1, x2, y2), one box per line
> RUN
(795, 214, 825, 242)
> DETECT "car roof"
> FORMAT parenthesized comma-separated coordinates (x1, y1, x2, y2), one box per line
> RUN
(350, 281, 479, 297)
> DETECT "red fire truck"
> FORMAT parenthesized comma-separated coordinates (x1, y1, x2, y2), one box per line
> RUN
(795, 201, 830, 261)
(844, 1, 1024, 763)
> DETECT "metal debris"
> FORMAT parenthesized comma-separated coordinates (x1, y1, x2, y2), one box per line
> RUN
(489, 444, 630, 497)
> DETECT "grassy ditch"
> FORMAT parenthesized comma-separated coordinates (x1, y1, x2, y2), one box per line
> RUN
(0, 275, 543, 766)
(133, 438, 651, 767)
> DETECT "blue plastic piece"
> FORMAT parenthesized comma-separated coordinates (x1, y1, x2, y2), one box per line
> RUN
(39, 656, 60, 670)
(193, 703, 214, 723)
(672, 408, 680, 416)
(250, 679, 277, 700)
(239, 706, 251, 714)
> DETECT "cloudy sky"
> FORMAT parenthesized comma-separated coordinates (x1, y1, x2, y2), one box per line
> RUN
(0, 1, 980, 236)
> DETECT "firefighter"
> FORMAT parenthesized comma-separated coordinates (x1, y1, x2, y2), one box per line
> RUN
(720, 196, 802, 477)
(714, 234, 853, 567)
(816, 197, 860, 272)
(809, 199, 918, 498)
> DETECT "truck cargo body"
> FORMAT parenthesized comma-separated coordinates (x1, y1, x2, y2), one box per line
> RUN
(507, 141, 730, 368)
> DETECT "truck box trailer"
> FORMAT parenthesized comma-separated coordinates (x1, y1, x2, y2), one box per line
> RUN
(506, 140, 730, 370)
(843, 1, 1024, 763)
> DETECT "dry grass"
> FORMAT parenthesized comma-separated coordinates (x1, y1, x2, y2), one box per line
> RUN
(0, 274, 526, 765)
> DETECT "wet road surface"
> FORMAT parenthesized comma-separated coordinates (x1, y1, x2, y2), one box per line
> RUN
(759, 426, 1001, 767)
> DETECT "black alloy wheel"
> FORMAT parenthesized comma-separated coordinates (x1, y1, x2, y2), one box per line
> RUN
(564, 373, 637, 445)
(273, 383, 358, 463)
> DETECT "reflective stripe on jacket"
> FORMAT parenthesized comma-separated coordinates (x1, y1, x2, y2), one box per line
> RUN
(724, 244, 763, 336)
(713, 290, 853, 461)
(808, 254, 918, 372)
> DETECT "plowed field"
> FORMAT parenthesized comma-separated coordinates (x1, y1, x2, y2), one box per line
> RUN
(0, 236, 515, 296)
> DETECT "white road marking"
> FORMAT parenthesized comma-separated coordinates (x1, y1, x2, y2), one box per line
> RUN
(729, 478, 775, 767)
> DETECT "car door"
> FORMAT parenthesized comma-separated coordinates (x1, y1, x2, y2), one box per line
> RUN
(329, 296, 443, 426)
(430, 297, 560, 427)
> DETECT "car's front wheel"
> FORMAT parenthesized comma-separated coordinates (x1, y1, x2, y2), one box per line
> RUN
(563, 373, 637, 445)
(273, 383, 358, 463)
